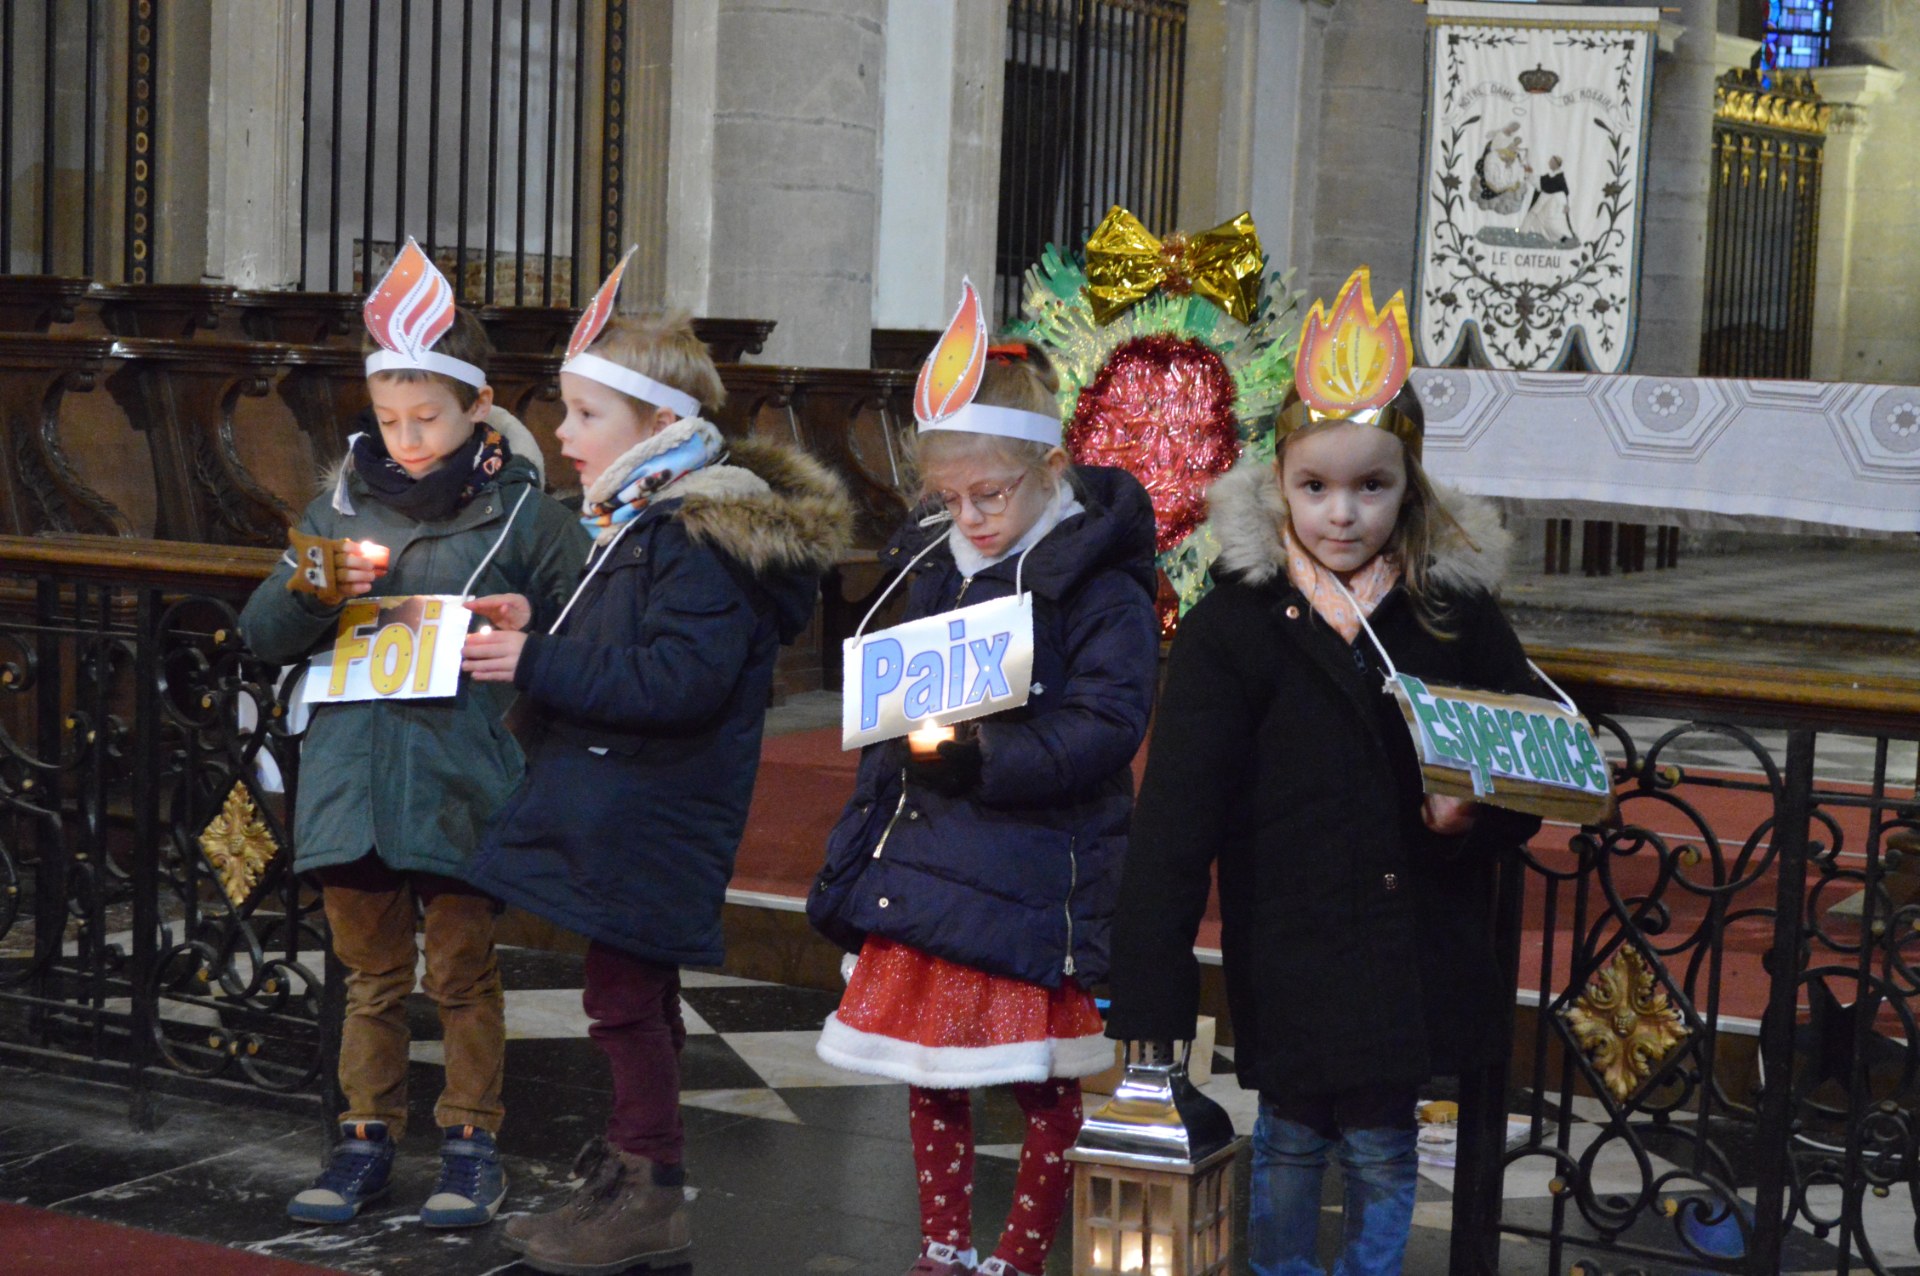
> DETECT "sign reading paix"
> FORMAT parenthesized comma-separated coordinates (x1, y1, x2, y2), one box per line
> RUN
(842, 594, 1035, 750)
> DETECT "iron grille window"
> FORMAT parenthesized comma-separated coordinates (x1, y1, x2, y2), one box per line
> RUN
(995, 0, 1188, 324)
(1764, 0, 1833, 69)
(1700, 69, 1825, 379)
(300, 0, 608, 307)
(0, 0, 112, 279)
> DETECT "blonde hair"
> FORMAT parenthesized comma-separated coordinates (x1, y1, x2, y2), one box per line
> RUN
(363, 306, 493, 410)
(1278, 413, 1460, 637)
(905, 352, 1065, 494)
(585, 310, 727, 417)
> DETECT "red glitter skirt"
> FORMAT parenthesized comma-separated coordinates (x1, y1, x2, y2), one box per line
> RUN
(816, 936, 1113, 1087)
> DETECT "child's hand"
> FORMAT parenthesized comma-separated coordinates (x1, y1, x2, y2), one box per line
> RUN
(463, 628, 530, 682)
(467, 593, 533, 632)
(1422, 794, 1478, 836)
(335, 547, 382, 599)
(905, 738, 983, 798)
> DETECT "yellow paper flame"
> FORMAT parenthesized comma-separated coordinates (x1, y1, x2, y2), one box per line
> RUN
(1295, 267, 1412, 416)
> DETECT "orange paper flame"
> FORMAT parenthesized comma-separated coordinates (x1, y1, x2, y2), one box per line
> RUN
(363, 237, 456, 360)
(1295, 267, 1412, 416)
(568, 245, 637, 359)
(913, 278, 988, 425)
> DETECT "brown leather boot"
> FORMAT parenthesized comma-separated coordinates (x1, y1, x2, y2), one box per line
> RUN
(519, 1145, 691, 1275)
(501, 1138, 617, 1255)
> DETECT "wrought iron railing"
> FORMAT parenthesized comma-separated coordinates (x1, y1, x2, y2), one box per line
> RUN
(0, 536, 336, 1124)
(1451, 648, 1920, 1276)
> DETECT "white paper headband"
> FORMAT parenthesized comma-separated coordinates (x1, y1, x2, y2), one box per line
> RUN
(917, 402, 1062, 448)
(364, 347, 489, 390)
(562, 351, 704, 420)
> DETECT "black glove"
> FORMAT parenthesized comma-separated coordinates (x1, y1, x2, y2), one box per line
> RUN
(905, 737, 983, 798)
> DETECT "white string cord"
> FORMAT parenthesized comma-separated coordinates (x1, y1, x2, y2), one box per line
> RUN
(458, 485, 533, 598)
(547, 519, 638, 635)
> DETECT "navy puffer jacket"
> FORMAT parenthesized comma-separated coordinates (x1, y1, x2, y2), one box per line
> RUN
(466, 437, 853, 966)
(808, 466, 1160, 988)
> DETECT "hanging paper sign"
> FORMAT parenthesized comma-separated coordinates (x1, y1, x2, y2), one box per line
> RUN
(1412, 1, 1660, 372)
(300, 595, 474, 706)
(842, 594, 1034, 751)
(1390, 674, 1615, 824)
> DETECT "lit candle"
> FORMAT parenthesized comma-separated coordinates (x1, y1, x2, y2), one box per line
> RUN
(356, 540, 390, 572)
(475, 624, 494, 636)
(907, 724, 954, 761)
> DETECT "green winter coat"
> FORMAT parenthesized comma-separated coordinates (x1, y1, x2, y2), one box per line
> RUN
(239, 450, 589, 879)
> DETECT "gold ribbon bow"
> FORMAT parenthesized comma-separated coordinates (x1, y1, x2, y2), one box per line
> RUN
(1082, 206, 1265, 326)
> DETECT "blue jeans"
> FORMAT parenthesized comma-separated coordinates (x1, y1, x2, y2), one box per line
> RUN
(1248, 1096, 1419, 1276)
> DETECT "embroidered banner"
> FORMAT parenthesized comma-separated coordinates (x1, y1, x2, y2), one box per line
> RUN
(1413, 1, 1660, 373)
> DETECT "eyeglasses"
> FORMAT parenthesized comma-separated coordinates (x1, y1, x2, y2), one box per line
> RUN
(928, 472, 1028, 518)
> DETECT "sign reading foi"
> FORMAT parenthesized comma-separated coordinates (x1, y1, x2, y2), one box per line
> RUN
(300, 595, 474, 705)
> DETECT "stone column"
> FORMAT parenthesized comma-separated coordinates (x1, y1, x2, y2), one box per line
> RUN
(1628, 0, 1717, 376)
(1806, 65, 1905, 382)
(700, 0, 886, 367)
(1296, 0, 1424, 309)
(1827, 1, 1920, 384)
(871, 0, 1006, 330)
(199, 0, 307, 288)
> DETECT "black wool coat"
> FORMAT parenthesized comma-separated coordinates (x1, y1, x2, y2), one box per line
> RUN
(1103, 460, 1544, 1101)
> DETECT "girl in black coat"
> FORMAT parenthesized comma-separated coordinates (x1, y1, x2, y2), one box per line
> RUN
(810, 340, 1159, 1276)
(1105, 274, 1544, 1276)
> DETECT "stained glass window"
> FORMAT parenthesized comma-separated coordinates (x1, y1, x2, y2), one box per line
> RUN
(1766, 0, 1834, 69)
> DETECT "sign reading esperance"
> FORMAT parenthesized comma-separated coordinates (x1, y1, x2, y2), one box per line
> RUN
(842, 594, 1035, 750)
(1390, 674, 1615, 824)
(300, 595, 474, 705)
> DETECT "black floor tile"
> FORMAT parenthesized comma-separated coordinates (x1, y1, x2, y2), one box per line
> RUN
(677, 1034, 770, 1092)
(496, 945, 588, 991)
(678, 983, 841, 1034)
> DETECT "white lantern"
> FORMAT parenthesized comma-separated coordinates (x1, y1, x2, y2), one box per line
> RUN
(1068, 1046, 1244, 1276)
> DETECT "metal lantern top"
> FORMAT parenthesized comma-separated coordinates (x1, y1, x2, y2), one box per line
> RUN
(1069, 1054, 1238, 1172)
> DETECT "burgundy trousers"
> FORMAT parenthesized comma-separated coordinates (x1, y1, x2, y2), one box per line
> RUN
(582, 941, 687, 1165)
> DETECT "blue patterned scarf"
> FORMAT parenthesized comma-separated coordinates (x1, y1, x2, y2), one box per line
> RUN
(579, 419, 727, 544)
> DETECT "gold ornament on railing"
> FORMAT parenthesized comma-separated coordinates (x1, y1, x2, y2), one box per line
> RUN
(199, 781, 278, 908)
(1082, 206, 1265, 325)
(1560, 945, 1689, 1102)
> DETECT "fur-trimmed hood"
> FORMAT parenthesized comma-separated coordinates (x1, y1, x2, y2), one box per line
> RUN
(1205, 455, 1510, 596)
(585, 419, 854, 578)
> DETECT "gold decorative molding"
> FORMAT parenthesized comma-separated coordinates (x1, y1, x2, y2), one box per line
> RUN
(1715, 68, 1831, 136)
(199, 782, 277, 908)
(1561, 946, 1689, 1102)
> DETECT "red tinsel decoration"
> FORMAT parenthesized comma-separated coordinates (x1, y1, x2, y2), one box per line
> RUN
(1065, 335, 1241, 554)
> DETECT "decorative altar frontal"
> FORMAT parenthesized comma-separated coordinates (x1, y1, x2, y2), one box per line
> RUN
(1413, 369, 1920, 535)
(1413, 1, 1660, 373)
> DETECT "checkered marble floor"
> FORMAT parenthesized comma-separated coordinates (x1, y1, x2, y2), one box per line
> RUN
(388, 946, 1920, 1274)
(10, 939, 1920, 1273)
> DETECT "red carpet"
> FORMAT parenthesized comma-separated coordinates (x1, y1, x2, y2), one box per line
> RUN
(738, 727, 1909, 1025)
(0, 1203, 336, 1275)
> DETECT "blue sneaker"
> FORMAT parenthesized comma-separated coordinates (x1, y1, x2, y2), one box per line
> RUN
(288, 1121, 395, 1223)
(420, 1124, 508, 1229)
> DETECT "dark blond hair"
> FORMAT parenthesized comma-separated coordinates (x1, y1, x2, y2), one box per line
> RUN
(363, 306, 493, 409)
(586, 310, 727, 417)
(906, 350, 1065, 491)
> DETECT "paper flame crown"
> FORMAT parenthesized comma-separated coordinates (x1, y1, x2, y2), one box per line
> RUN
(557, 246, 705, 421)
(567, 245, 636, 359)
(364, 238, 456, 360)
(914, 280, 989, 425)
(1280, 266, 1421, 454)
(913, 279, 1061, 447)
(362, 238, 487, 388)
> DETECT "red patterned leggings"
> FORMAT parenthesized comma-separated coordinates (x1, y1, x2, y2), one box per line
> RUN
(909, 1079, 1083, 1273)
